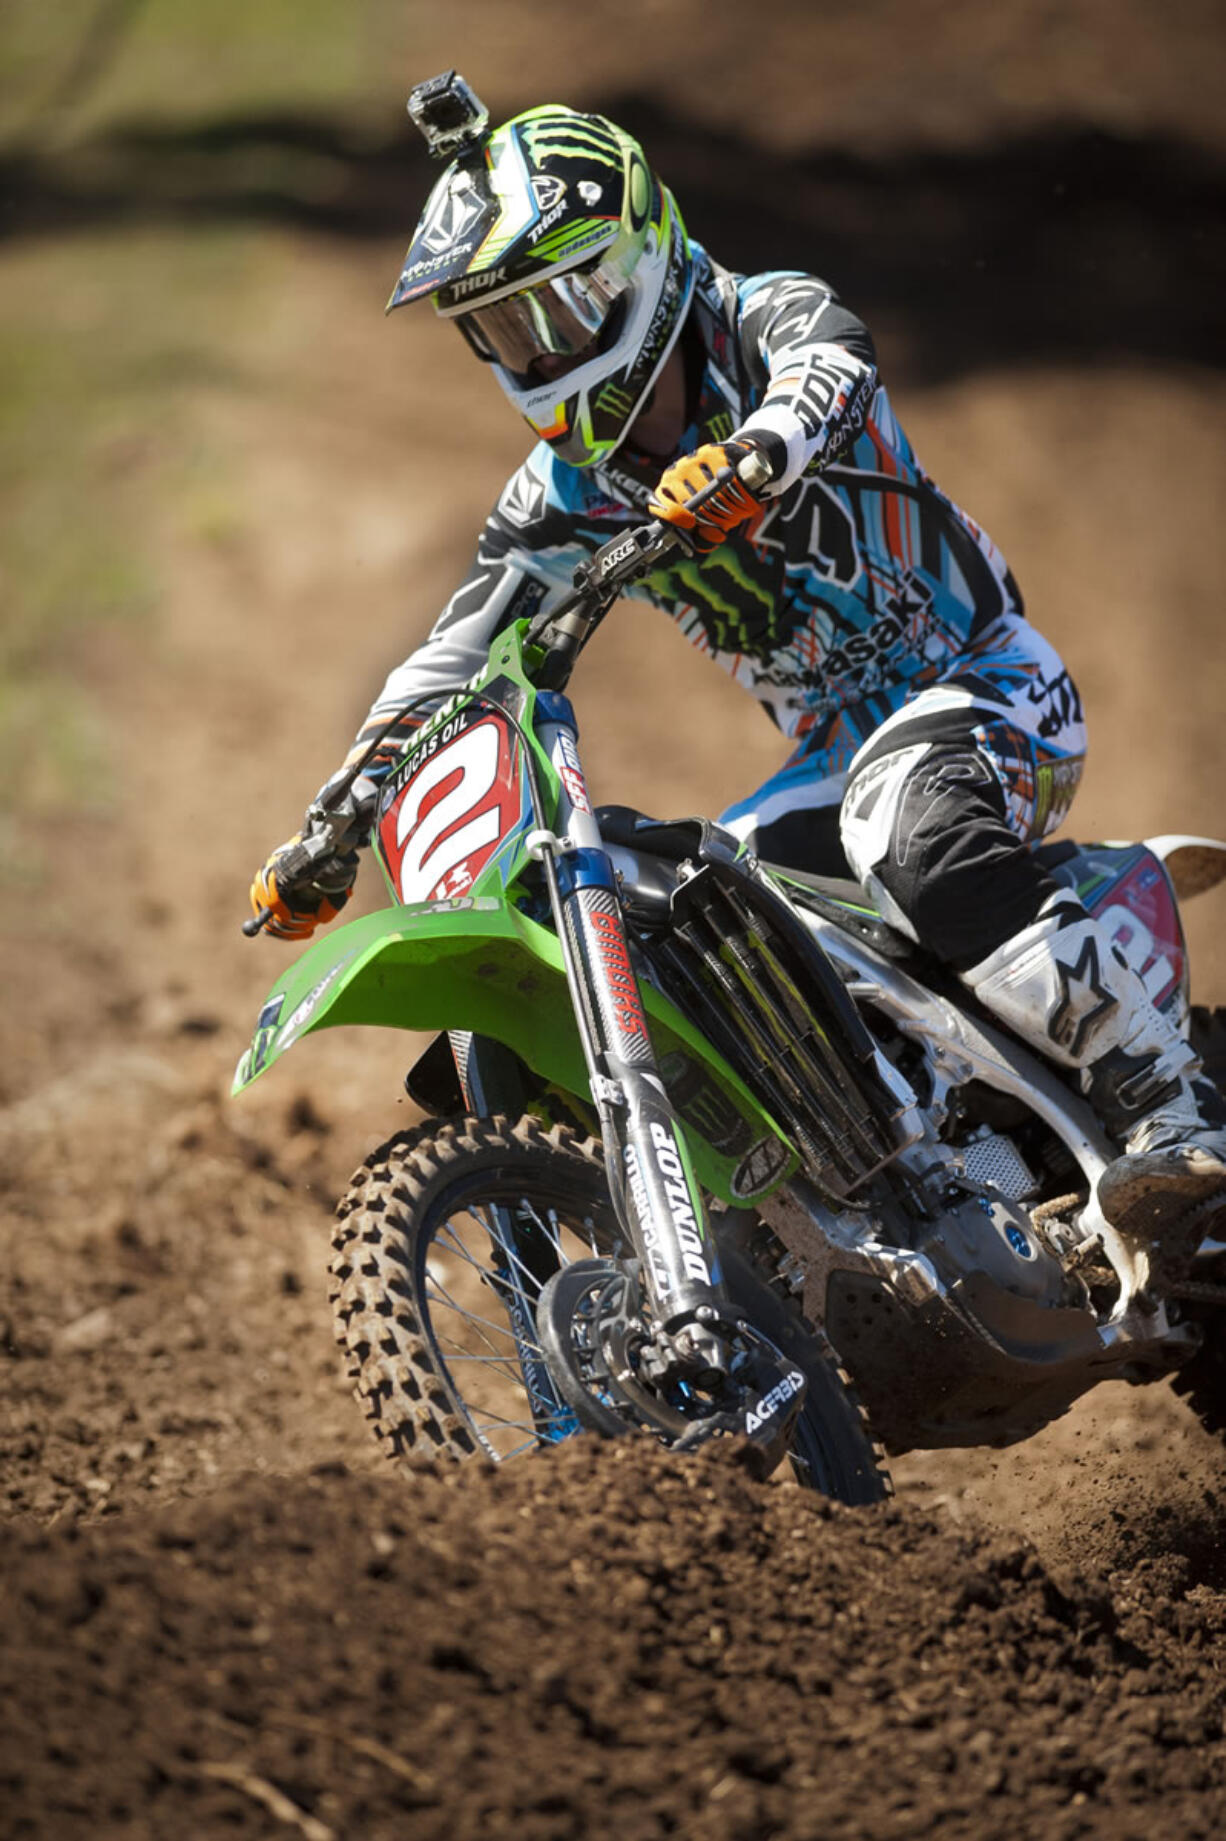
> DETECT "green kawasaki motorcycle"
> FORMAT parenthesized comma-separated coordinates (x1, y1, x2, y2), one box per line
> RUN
(237, 469, 1226, 1504)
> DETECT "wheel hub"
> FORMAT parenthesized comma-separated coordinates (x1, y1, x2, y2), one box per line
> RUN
(536, 1258, 808, 1475)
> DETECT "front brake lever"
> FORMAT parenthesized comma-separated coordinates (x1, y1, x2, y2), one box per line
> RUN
(528, 517, 684, 674)
(528, 450, 769, 651)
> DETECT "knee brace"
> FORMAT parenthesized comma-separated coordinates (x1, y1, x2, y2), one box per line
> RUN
(840, 739, 1058, 968)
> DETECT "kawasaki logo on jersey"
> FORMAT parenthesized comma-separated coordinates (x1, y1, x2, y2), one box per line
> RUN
(823, 576, 934, 680)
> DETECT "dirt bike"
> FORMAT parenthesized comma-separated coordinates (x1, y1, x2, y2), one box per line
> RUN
(236, 460, 1226, 1503)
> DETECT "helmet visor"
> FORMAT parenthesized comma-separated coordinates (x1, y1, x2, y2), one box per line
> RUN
(445, 264, 629, 380)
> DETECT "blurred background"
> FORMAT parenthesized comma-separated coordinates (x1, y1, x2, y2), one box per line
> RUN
(0, 0, 1224, 1519)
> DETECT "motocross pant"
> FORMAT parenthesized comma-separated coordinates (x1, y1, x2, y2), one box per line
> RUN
(720, 615, 1226, 1257)
(719, 612, 1086, 969)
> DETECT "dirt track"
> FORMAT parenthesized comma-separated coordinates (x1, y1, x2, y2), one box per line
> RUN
(4, 1441, 1226, 1840)
(3, 4, 1226, 1836)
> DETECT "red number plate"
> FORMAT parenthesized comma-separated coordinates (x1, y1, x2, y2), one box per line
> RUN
(379, 710, 523, 904)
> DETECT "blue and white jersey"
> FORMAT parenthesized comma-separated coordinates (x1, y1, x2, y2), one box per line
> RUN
(356, 245, 1023, 753)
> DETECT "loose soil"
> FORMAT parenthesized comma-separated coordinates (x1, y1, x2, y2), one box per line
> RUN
(3, 1441, 1226, 1841)
(2, 5, 1225, 1836)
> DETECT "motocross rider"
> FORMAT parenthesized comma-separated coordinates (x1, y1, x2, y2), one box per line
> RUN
(251, 81, 1226, 1283)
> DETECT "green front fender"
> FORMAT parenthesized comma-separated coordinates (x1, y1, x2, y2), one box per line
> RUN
(233, 898, 577, 1095)
(232, 895, 795, 1205)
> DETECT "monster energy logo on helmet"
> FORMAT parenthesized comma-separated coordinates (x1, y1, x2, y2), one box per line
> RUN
(597, 380, 634, 418)
(389, 78, 695, 469)
(520, 114, 625, 169)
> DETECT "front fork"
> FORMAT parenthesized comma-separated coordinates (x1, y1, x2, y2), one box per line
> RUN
(529, 701, 730, 1345)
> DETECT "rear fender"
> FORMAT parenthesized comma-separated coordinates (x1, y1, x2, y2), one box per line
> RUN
(1049, 840, 1195, 1019)
(1143, 835, 1226, 901)
(232, 896, 794, 1205)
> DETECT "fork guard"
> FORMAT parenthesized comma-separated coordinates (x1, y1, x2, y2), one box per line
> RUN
(232, 896, 794, 1206)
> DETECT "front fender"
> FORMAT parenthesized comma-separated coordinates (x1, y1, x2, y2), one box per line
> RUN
(233, 897, 572, 1094)
(232, 895, 794, 1205)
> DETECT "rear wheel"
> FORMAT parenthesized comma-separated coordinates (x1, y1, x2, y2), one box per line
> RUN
(1170, 1008, 1226, 1439)
(329, 1114, 890, 1500)
(1190, 1004, 1226, 1095)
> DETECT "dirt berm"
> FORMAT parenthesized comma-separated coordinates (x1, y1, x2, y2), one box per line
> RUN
(2, 1439, 1224, 1841)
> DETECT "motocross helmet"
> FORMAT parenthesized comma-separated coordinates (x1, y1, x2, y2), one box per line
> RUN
(389, 91, 695, 469)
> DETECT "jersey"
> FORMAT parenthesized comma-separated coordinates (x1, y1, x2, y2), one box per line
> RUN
(351, 244, 1025, 764)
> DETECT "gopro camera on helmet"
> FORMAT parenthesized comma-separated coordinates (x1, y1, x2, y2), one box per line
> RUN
(407, 72, 490, 161)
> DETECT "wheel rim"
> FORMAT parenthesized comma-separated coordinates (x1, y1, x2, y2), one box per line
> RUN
(417, 1168, 623, 1462)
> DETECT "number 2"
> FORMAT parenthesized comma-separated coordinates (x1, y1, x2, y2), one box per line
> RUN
(395, 722, 501, 903)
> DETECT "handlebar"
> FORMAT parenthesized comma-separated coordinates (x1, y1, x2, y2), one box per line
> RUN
(244, 449, 773, 934)
(526, 449, 772, 684)
(243, 813, 362, 937)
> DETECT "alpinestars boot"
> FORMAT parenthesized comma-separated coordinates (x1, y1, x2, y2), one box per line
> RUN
(961, 893, 1226, 1292)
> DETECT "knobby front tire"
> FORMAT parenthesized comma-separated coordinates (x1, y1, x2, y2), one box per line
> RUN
(329, 1113, 890, 1502)
(330, 1116, 613, 1466)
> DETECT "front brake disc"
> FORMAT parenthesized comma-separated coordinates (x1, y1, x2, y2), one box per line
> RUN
(537, 1258, 808, 1473)
(536, 1259, 687, 1439)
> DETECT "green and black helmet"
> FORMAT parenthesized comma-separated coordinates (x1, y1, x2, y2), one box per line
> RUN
(390, 85, 695, 468)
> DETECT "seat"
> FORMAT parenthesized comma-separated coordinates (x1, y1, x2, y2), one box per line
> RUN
(594, 804, 915, 959)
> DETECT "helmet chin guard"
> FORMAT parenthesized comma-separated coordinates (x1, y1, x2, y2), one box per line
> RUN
(390, 94, 694, 468)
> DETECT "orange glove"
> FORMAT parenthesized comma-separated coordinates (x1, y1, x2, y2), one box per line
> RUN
(249, 833, 359, 941)
(648, 440, 766, 552)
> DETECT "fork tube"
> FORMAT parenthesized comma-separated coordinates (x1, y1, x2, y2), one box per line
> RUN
(534, 699, 726, 1329)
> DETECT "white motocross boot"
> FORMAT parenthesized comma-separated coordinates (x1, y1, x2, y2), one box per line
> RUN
(961, 892, 1226, 1292)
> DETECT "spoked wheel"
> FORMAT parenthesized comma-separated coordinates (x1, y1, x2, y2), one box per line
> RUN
(329, 1114, 890, 1502)
(331, 1117, 619, 1465)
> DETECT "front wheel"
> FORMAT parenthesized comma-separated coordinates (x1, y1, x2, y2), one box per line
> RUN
(328, 1115, 889, 1501)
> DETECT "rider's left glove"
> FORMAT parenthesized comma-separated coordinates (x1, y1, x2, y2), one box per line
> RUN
(249, 834, 359, 941)
(648, 437, 774, 552)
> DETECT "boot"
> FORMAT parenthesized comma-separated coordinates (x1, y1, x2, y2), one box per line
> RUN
(961, 893, 1226, 1293)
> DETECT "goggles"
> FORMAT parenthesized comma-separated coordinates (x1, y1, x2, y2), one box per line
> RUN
(443, 262, 629, 380)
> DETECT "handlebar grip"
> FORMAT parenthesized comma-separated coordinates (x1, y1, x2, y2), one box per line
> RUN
(276, 840, 316, 882)
(241, 829, 336, 936)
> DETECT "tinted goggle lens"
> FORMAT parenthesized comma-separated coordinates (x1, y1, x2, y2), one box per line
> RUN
(447, 265, 626, 377)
